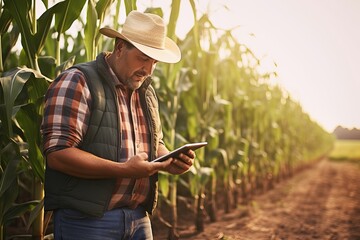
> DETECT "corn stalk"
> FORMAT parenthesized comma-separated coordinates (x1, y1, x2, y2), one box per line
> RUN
(0, 1, 335, 238)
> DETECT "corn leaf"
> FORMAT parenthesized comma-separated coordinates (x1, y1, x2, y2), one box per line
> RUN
(16, 103, 45, 182)
(3, 0, 36, 67)
(84, 0, 98, 61)
(34, 5, 56, 55)
(124, 0, 137, 15)
(95, 0, 114, 22)
(54, 0, 86, 36)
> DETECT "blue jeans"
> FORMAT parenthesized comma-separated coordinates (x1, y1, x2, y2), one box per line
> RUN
(53, 206, 153, 240)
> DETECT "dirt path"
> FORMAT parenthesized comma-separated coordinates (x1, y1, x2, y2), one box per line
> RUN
(154, 158, 360, 239)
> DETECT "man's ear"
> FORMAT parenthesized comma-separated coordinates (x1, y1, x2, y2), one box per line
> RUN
(114, 38, 122, 50)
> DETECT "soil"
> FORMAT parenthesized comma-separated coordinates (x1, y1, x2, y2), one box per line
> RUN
(152, 158, 360, 240)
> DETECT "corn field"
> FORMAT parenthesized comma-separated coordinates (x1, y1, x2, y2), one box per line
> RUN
(0, 0, 334, 239)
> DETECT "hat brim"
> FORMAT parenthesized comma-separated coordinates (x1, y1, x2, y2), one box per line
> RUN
(100, 27, 181, 63)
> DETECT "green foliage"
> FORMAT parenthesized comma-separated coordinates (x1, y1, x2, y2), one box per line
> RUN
(124, 0, 137, 14)
(3, 0, 55, 70)
(0, 139, 39, 239)
(0, 0, 335, 238)
(53, 0, 87, 35)
(0, 66, 49, 239)
(84, 0, 97, 61)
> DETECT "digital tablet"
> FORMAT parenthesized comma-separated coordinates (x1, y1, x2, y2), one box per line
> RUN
(152, 142, 208, 162)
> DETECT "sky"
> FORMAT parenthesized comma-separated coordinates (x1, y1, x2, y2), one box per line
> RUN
(139, 0, 360, 132)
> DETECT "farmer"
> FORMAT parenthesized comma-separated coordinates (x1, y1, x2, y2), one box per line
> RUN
(41, 10, 195, 239)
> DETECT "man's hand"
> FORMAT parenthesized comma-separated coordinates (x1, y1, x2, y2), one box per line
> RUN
(163, 150, 195, 175)
(125, 151, 196, 177)
(124, 152, 173, 178)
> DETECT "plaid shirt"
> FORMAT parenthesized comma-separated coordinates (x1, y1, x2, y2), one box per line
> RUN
(42, 61, 150, 210)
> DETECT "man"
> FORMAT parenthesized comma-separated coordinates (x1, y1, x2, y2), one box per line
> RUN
(41, 11, 195, 239)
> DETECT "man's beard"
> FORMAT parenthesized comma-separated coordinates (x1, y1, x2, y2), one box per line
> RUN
(125, 71, 148, 90)
(124, 77, 144, 90)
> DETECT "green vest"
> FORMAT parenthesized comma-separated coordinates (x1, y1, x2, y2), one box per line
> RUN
(44, 53, 161, 217)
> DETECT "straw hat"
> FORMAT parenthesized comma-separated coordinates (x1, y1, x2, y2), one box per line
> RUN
(99, 11, 181, 63)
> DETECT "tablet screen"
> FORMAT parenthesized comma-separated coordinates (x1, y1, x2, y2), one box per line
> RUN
(152, 142, 207, 162)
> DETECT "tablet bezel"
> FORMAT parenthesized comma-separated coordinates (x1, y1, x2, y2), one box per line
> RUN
(152, 142, 207, 162)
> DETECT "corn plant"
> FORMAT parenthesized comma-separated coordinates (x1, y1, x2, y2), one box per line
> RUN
(0, 67, 49, 239)
(0, 1, 335, 239)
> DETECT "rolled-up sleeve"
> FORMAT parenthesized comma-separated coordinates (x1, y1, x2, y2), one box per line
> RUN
(41, 69, 91, 156)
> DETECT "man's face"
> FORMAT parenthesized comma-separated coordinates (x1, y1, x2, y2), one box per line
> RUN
(114, 42, 158, 90)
